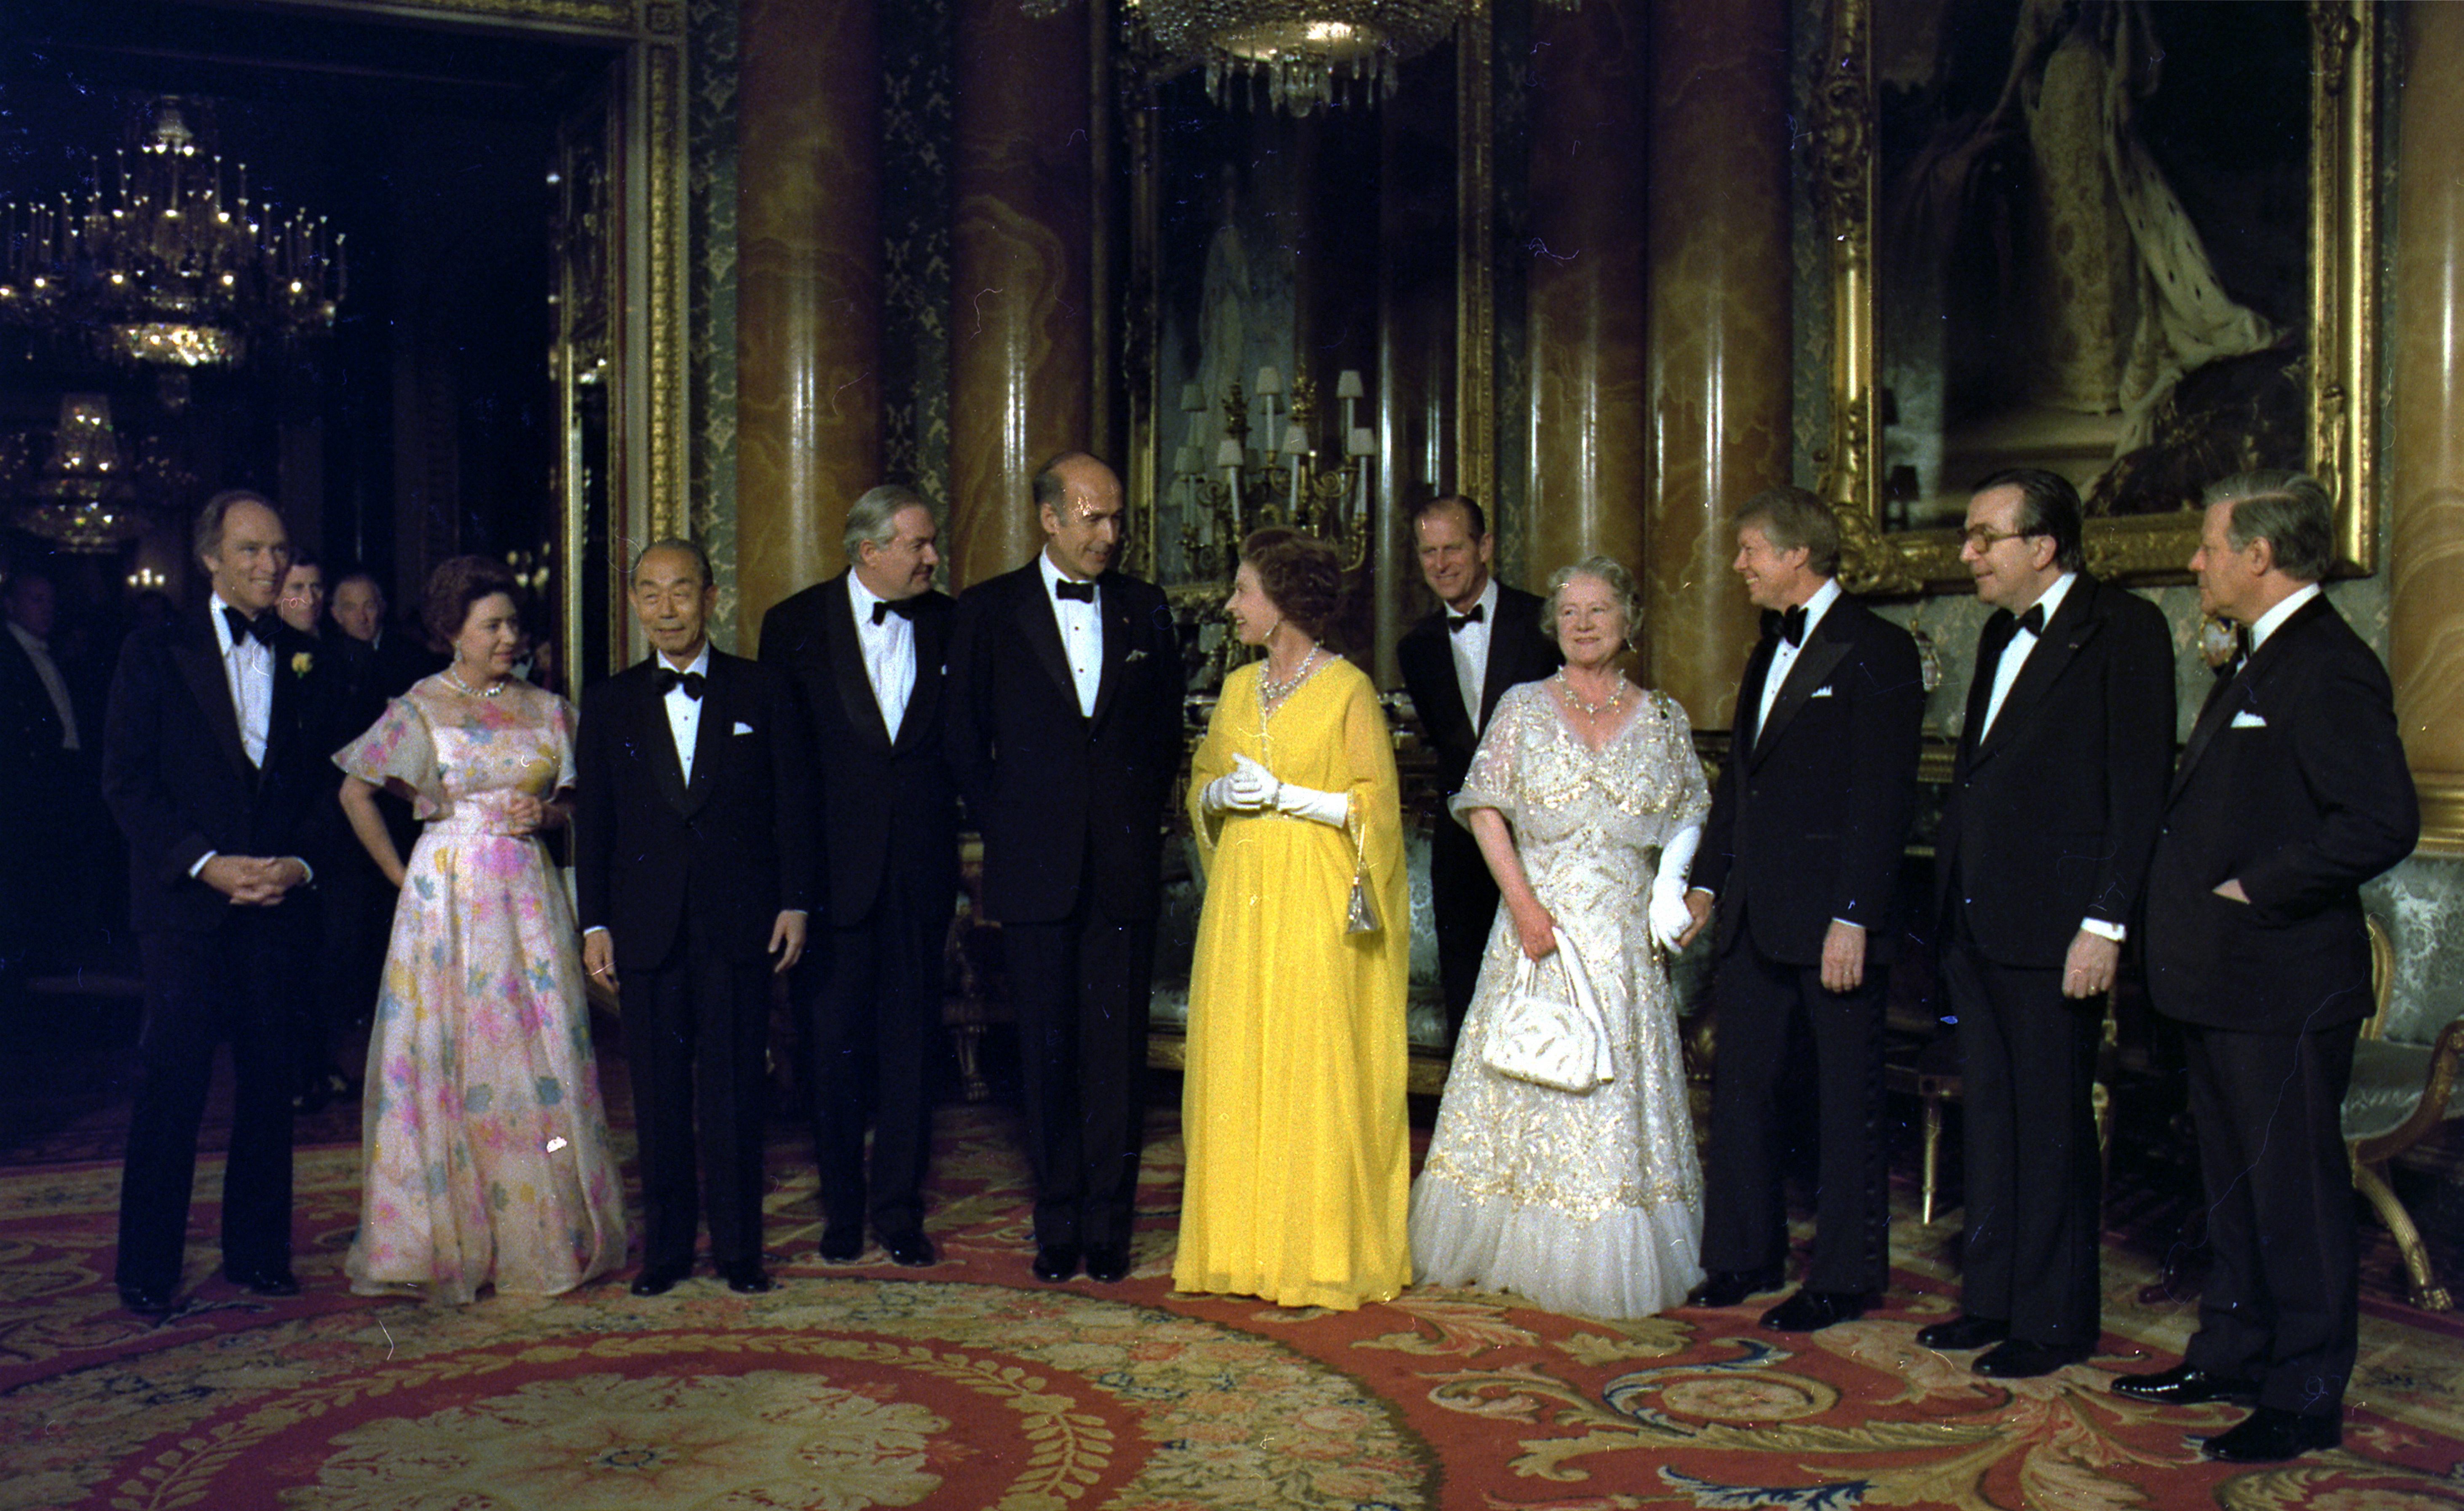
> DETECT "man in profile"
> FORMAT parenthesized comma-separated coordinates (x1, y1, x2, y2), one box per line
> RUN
(576, 539, 815, 1296)
(761, 485, 958, 1270)
(1919, 468, 2172, 1377)
(2113, 472, 2416, 1463)
(945, 452, 1182, 1285)
(1395, 494, 1559, 1039)
(102, 490, 332, 1315)
(1681, 486, 1922, 1333)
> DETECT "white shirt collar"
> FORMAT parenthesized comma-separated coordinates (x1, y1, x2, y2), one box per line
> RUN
(1039, 552, 1098, 601)
(2015, 570, 2078, 632)
(210, 592, 259, 656)
(1463, 575, 1500, 624)
(849, 570, 888, 619)
(659, 642, 712, 678)
(2249, 581, 2322, 652)
(1795, 576, 1843, 638)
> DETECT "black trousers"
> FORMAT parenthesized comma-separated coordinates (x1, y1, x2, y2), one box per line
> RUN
(2180, 1018, 2360, 1416)
(806, 873, 943, 1237)
(1003, 888, 1155, 1251)
(1942, 937, 2105, 1345)
(1428, 812, 1498, 1041)
(1699, 935, 1890, 1294)
(620, 906, 771, 1272)
(117, 909, 305, 1294)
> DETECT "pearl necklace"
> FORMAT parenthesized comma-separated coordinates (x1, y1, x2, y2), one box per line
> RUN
(1555, 667, 1626, 716)
(1258, 643, 1322, 705)
(445, 667, 507, 699)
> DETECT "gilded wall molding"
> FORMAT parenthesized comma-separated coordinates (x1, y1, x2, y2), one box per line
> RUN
(1456, 10, 1497, 520)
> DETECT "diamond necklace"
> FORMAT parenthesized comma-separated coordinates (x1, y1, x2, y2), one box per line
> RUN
(1258, 643, 1322, 705)
(1555, 667, 1626, 716)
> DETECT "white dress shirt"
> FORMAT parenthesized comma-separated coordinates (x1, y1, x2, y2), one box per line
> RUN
(211, 591, 275, 768)
(2249, 581, 2322, 654)
(1755, 576, 1841, 734)
(8, 619, 79, 751)
(1039, 553, 1102, 718)
(661, 643, 711, 785)
(847, 572, 916, 740)
(1449, 576, 1501, 735)
(1977, 571, 2077, 741)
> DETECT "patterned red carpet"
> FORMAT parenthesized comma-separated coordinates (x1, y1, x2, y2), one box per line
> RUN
(3, 1098, 2460, 1510)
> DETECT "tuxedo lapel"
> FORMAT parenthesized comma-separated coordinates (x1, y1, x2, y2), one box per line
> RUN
(174, 611, 251, 778)
(895, 604, 949, 756)
(823, 578, 896, 753)
(681, 660, 727, 817)
(1734, 633, 1777, 750)
(1019, 570, 1080, 715)
(635, 666, 691, 814)
(1752, 620, 1849, 761)
(1961, 612, 2014, 761)
(1972, 590, 2100, 766)
(1090, 581, 1133, 726)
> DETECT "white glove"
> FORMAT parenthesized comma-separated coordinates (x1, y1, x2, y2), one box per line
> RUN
(1271, 778, 1350, 829)
(1202, 753, 1278, 814)
(1649, 825, 1702, 952)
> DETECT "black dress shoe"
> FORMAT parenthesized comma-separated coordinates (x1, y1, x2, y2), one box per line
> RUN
(225, 1265, 301, 1297)
(881, 1230, 935, 1268)
(1974, 1339, 2092, 1378)
(629, 1263, 690, 1297)
(817, 1227, 864, 1264)
(2201, 1406, 2340, 1463)
(1760, 1288, 1876, 1332)
(118, 1283, 176, 1317)
(1032, 1245, 1080, 1282)
(1685, 1267, 1786, 1309)
(1915, 1313, 2010, 1350)
(2109, 1362, 2260, 1406)
(723, 1262, 775, 1294)
(1084, 1244, 1131, 1283)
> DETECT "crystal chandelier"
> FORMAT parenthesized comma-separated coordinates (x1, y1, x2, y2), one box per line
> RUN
(0, 99, 343, 368)
(1, 394, 193, 552)
(1083, 0, 1473, 114)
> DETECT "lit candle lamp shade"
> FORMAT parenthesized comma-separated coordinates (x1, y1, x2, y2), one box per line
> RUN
(1347, 426, 1376, 457)
(1254, 366, 1283, 397)
(1280, 423, 1310, 455)
(1215, 439, 1246, 469)
(1336, 369, 1365, 399)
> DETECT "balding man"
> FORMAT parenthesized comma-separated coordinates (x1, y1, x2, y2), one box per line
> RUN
(945, 452, 1182, 1286)
(102, 491, 334, 1315)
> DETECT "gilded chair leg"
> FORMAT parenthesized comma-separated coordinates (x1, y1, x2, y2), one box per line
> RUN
(1920, 1093, 1943, 1226)
(2354, 1156, 2453, 1313)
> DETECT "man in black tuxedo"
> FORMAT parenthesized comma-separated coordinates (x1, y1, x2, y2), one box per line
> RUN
(2112, 472, 2417, 1463)
(761, 484, 958, 1270)
(100, 491, 333, 1316)
(1395, 494, 1561, 1037)
(945, 451, 1182, 1284)
(3, 568, 88, 1007)
(576, 539, 816, 1297)
(1915, 469, 2173, 1377)
(1681, 485, 1923, 1332)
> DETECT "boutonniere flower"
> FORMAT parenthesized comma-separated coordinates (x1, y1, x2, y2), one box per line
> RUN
(291, 651, 314, 678)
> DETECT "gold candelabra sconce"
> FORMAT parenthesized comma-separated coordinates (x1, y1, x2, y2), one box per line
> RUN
(1171, 364, 1375, 586)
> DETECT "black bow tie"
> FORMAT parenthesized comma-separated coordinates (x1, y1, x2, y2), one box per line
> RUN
(1447, 604, 1484, 633)
(2013, 603, 2046, 638)
(223, 606, 277, 647)
(654, 667, 705, 700)
(870, 597, 918, 625)
(2215, 623, 2254, 679)
(1761, 605, 1808, 648)
(1054, 579, 1096, 603)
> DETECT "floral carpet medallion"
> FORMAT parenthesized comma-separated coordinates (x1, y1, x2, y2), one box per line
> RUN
(2, 1275, 1429, 1511)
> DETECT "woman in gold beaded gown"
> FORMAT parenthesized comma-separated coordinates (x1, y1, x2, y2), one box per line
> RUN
(1409, 556, 1709, 1318)
(1174, 528, 1410, 1311)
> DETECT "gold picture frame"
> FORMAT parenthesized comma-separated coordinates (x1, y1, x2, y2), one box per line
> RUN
(1813, 0, 2377, 595)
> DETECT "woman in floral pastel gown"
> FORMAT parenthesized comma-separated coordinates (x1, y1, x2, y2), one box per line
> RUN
(335, 556, 628, 1302)
(1409, 557, 1709, 1319)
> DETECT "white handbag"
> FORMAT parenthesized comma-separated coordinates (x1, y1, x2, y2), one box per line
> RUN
(1481, 933, 1615, 1094)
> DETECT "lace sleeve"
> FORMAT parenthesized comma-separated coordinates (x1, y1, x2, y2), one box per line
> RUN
(1448, 683, 1537, 831)
(1661, 691, 1711, 832)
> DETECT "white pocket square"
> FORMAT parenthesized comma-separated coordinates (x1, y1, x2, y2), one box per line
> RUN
(2231, 710, 2267, 729)
(733, 721, 755, 735)
(1808, 685, 1835, 699)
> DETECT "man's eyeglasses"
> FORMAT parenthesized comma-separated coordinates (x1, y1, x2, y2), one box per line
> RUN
(1960, 524, 2042, 552)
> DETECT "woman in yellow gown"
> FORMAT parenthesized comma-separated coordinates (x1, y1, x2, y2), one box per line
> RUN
(1174, 528, 1410, 1310)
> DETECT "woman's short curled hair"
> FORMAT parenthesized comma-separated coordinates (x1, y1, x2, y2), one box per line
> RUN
(1240, 527, 1343, 641)
(1543, 555, 1644, 646)
(421, 555, 523, 651)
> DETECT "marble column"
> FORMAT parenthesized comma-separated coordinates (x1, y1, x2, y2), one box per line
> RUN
(2390, 2, 2464, 854)
(1525, 0, 1647, 597)
(1641, 0, 1794, 726)
(950, 0, 1096, 587)
(735, 0, 881, 639)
